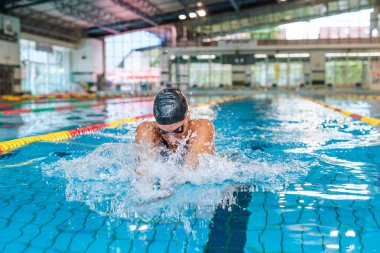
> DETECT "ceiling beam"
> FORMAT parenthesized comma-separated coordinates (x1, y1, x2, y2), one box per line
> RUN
(88, 0, 238, 36)
(194, 0, 376, 39)
(229, 0, 240, 11)
(11, 7, 78, 29)
(86, 0, 276, 37)
(21, 22, 80, 42)
(176, 0, 187, 8)
(54, 0, 122, 25)
(111, 0, 159, 26)
(17, 13, 82, 42)
(54, 0, 122, 34)
(136, 0, 161, 15)
(5, 0, 54, 10)
(0, 0, 22, 4)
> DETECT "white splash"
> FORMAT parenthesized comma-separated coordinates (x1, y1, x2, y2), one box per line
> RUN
(41, 142, 307, 221)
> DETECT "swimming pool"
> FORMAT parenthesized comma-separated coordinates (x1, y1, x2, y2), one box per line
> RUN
(0, 93, 379, 252)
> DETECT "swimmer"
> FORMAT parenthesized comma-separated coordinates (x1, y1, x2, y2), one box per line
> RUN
(135, 88, 214, 169)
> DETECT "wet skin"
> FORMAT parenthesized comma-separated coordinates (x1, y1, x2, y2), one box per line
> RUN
(135, 114, 215, 169)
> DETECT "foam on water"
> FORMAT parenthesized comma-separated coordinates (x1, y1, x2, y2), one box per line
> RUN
(41, 141, 308, 220)
(40, 101, 312, 221)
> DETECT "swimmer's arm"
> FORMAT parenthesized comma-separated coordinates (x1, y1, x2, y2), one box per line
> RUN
(135, 122, 160, 175)
(186, 119, 215, 169)
(135, 121, 157, 149)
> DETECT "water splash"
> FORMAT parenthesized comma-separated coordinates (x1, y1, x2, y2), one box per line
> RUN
(41, 141, 308, 220)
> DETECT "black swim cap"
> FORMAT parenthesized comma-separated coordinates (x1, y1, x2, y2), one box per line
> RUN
(153, 88, 188, 125)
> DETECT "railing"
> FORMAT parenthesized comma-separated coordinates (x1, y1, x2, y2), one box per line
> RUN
(173, 37, 380, 48)
(257, 38, 380, 46)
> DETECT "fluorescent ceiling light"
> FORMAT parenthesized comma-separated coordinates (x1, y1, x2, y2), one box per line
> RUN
(179, 14, 187, 20)
(326, 52, 380, 57)
(189, 12, 197, 18)
(254, 54, 267, 58)
(182, 55, 190, 60)
(275, 53, 310, 58)
(197, 9, 206, 17)
(196, 55, 216, 60)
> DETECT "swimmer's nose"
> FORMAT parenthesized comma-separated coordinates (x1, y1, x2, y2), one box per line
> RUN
(166, 135, 178, 144)
(167, 135, 176, 141)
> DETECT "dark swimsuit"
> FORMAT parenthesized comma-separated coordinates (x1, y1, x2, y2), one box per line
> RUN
(159, 137, 188, 165)
(159, 138, 170, 160)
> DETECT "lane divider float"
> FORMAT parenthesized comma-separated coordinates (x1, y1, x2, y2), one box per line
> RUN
(0, 95, 252, 154)
(0, 97, 133, 108)
(0, 93, 153, 102)
(315, 93, 380, 101)
(0, 97, 155, 116)
(297, 95, 380, 126)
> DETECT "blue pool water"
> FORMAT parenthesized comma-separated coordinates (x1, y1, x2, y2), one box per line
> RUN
(0, 96, 215, 141)
(0, 94, 380, 252)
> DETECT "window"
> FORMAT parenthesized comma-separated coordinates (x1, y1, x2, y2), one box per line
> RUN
(105, 30, 162, 88)
(20, 39, 71, 95)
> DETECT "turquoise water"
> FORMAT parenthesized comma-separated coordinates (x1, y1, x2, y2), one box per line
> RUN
(0, 94, 379, 252)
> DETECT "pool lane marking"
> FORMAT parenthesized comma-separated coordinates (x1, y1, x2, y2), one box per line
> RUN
(0, 93, 153, 102)
(204, 186, 253, 252)
(317, 93, 380, 101)
(297, 95, 380, 126)
(0, 95, 252, 154)
(1, 157, 46, 169)
(0, 94, 105, 102)
(0, 97, 155, 116)
(0, 97, 147, 109)
(0, 93, 123, 102)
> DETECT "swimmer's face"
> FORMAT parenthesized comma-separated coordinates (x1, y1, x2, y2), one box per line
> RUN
(157, 115, 190, 145)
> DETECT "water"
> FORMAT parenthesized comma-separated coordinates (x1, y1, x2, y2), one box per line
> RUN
(0, 94, 379, 252)
(0, 96, 214, 141)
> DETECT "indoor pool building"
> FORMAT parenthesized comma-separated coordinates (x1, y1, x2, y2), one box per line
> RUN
(0, 0, 380, 252)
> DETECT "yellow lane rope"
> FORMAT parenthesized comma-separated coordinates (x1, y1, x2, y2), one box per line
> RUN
(297, 95, 380, 126)
(0, 95, 252, 154)
(314, 93, 380, 101)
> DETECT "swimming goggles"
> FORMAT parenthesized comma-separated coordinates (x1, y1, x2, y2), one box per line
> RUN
(158, 125, 185, 135)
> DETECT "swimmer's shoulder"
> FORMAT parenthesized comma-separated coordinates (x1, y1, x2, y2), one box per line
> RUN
(189, 118, 214, 131)
(188, 118, 215, 154)
(136, 121, 157, 132)
(135, 121, 159, 144)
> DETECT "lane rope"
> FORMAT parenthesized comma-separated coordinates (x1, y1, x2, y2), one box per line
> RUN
(0, 95, 252, 154)
(0, 96, 149, 108)
(0, 97, 155, 116)
(312, 93, 380, 101)
(0, 93, 152, 102)
(296, 95, 380, 126)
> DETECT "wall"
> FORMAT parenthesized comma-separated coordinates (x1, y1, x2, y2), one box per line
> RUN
(0, 40, 19, 66)
(160, 53, 170, 85)
(20, 32, 76, 50)
(309, 51, 326, 86)
(71, 38, 104, 84)
(369, 57, 380, 90)
(0, 13, 21, 94)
